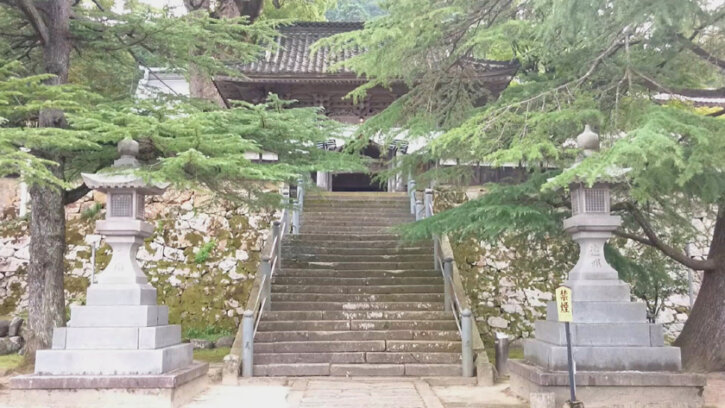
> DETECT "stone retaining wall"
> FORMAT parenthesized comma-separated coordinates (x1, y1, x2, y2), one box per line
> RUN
(0, 180, 274, 334)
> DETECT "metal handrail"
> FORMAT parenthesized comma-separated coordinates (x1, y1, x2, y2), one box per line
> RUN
(240, 180, 305, 377)
(411, 186, 474, 377)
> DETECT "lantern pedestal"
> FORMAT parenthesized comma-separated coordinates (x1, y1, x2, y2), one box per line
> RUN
(11, 140, 206, 406)
(509, 127, 706, 407)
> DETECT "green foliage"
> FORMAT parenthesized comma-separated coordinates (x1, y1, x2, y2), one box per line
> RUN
(80, 203, 103, 220)
(194, 240, 217, 264)
(193, 347, 231, 363)
(260, 0, 335, 20)
(320, 0, 725, 278)
(606, 244, 689, 322)
(184, 326, 232, 341)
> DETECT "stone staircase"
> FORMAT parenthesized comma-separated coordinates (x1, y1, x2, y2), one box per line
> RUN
(253, 192, 463, 376)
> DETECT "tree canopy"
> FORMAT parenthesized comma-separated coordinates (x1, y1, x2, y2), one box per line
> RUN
(319, 0, 725, 372)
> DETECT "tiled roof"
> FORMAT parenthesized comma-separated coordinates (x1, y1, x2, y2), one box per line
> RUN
(233, 22, 519, 82)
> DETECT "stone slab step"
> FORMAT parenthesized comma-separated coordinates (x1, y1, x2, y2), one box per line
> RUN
(261, 310, 455, 321)
(273, 276, 442, 285)
(285, 254, 433, 263)
(283, 247, 432, 256)
(280, 262, 434, 271)
(386, 340, 462, 352)
(288, 233, 404, 241)
(270, 293, 444, 302)
(271, 301, 444, 311)
(301, 216, 414, 223)
(300, 227, 399, 234)
(254, 352, 366, 364)
(251, 363, 462, 377)
(257, 319, 459, 331)
(254, 330, 460, 342)
(285, 239, 429, 248)
(302, 210, 414, 216)
(365, 352, 462, 364)
(304, 202, 409, 208)
(255, 340, 386, 353)
(272, 284, 444, 294)
(277, 269, 439, 278)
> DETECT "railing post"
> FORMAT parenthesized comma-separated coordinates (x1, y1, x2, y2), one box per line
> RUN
(461, 309, 474, 377)
(424, 188, 433, 218)
(241, 310, 254, 377)
(433, 237, 440, 271)
(292, 198, 300, 235)
(272, 220, 282, 269)
(409, 180, 416, 214)
(281, 189, 290, 233)
(495, 332, 510, 377)
(415, 199, 424, 221)
(443, 257, 453, 312)
(261, 256, 272, 312)
(297, 177, 305, 208)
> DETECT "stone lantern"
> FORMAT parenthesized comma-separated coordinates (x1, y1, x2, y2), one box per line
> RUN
(32, 139, 197, 376)
(507, 126, 703, 407)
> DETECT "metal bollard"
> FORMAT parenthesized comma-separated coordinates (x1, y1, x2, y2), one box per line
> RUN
(415, 199, 424, 221)
(261, 256, 272, 311)
(495, 332, 510, 377)
(409, 180, 416, 214)
(461, 309, 474, 377)
(424, 188, 433, 218)
(241, 310, 254, 377)
(297, 177, 304, 208)
(292, 199, 300, 234)
(442, 257, 453, 312)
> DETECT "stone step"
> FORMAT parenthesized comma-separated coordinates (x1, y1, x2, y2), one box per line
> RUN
(272, 301, 444, 312)
(300, 226, 399, 234)
(251, 363, 462, 377)
(271, 293, 444, 302)
(276, 263, 437, 272)
(272, 284, 444, 294)
(285, 238, 428, 247)
(365, 352, 462, 364)
(301, 216, 414, 224)
(288, 233, 404, 242)
(254, 340, 460, 354)
(282, 246, 432, 255)
(304, 202, 409, 208)
(257, 319, 459, 331)
(254, 330, 460, 342)
(278, 269, 439, 278)
(255, 340, 387, 353)
(261, 310, 455, 321)
(284, 254, 433, 263)
(273, 276, 442, 286)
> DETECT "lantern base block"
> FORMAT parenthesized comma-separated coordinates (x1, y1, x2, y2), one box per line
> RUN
(508, 360, 706, 408)
(87, 284, 158, 306)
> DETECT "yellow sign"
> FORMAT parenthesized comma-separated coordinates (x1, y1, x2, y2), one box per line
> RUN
(555, 286, 573, 322)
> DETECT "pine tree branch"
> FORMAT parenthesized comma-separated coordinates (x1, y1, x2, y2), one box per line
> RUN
(625, 203, 715, 271)
(676, 34, 725, 71)
(63, 184, 90, 205)
(15, 0, 49, 45)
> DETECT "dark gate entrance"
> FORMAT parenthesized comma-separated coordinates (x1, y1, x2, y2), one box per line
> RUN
(331, 143, 386, 192)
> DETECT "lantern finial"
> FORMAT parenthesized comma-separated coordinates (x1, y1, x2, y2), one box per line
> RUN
(576, 124, 599, 157)
(114, 138, 140, 167)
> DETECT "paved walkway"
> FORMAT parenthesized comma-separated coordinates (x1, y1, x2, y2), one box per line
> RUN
(182, 378, 525, 408)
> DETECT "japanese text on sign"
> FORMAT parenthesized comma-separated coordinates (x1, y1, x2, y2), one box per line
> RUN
(556, 286, 573, 322)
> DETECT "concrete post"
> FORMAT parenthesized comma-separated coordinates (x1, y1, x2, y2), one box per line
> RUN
(433, 238, 440, 271)
(495, 333, 510, 377)
(297, 177, 305, 207)
(424, 188, 433, 218)
(292, 199, 300, 235)
(316, 171, 328, 190)
(261, 255, 272, 312)
(443, 257, 453, 313)
(409, 180, 416, 214)
(415, 199, 424, 221)
(241, 310, 254, 377)
(462, 309, 474, 377)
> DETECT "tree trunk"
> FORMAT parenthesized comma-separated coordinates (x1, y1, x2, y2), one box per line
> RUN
(674, 204, 725, 372)
(24, 0, 72, 362)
